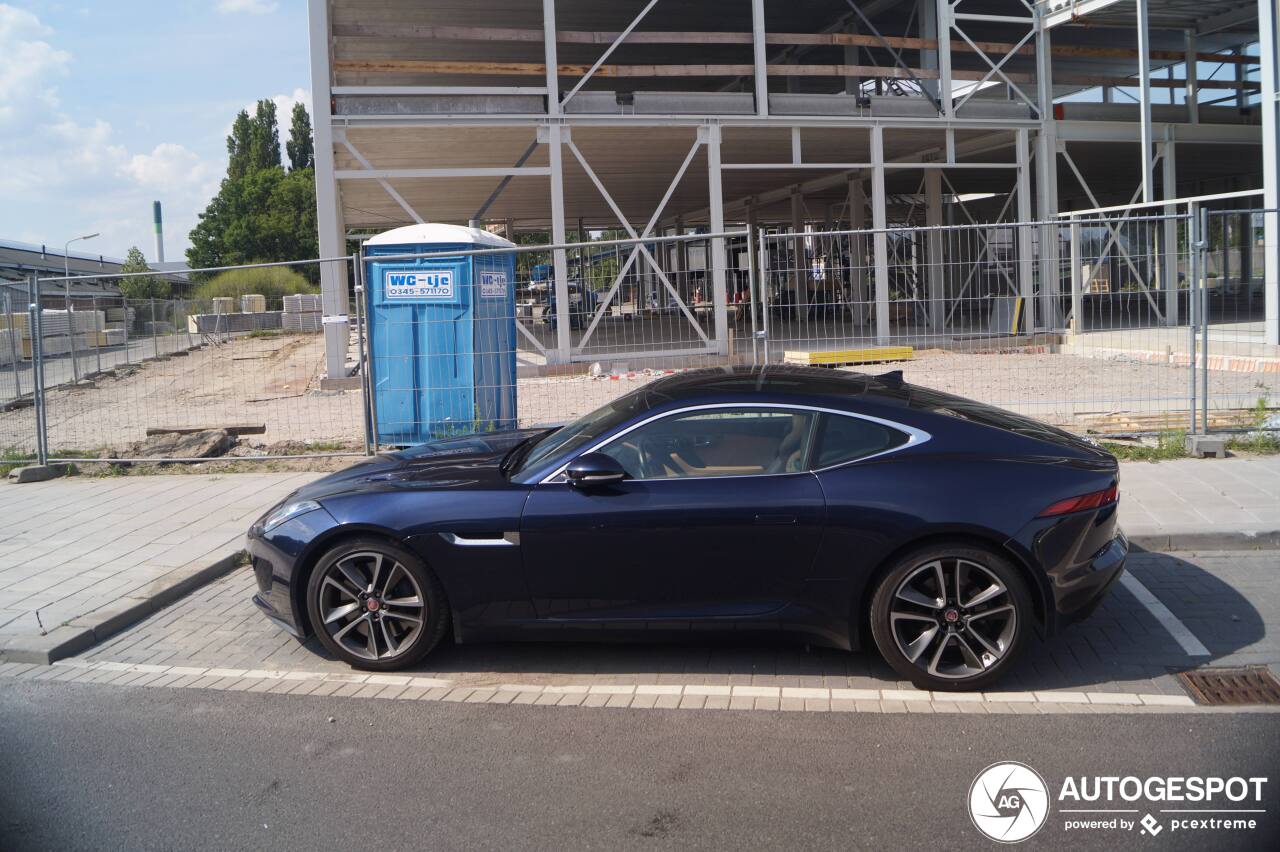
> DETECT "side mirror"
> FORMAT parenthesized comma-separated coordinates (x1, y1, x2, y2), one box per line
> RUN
(565, 452, 627, 487)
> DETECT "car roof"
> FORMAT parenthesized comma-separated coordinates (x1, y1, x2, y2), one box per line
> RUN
(631, 365, 907, 409)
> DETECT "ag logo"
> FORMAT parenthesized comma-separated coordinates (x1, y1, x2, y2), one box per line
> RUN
(969, 762, 1051, 843)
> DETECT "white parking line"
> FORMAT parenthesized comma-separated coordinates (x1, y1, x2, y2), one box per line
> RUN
(1119, 573, 1211, 657)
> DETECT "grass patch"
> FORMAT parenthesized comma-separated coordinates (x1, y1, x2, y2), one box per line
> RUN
(1226, 432, 1280, 455)
(0, 448, 96, 478)
(1100, 430, 1189, 462)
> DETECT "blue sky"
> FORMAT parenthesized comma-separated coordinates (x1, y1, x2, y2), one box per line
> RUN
(0, 1, 311, 261)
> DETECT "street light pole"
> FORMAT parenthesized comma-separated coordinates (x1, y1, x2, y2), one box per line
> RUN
(62, 232, 99, 383)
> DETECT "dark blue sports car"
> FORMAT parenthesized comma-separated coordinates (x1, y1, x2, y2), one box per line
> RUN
(247, 366, 1126, 691)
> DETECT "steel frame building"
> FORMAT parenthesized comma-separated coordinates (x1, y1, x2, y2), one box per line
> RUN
(308, 0, 1277, 376)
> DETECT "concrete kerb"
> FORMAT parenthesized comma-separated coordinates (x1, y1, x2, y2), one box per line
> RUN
(7, 464, 76, 484)
(0, 550, 245, 665)
(1130, 531, 1280, 552)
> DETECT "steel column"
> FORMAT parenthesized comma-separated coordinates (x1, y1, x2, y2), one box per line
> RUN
(1161, 139, 1180, 326)
(545, 124, 572, 362)
(1260, 0, 1279, 345)
(871, 126, 890, 341)
(1185, 30, 1199, 124)
(1136, 0, 1155, 203)
(936, 0, 953, 116)
(1036, 9, 1059, 328)
(848, 176, 869, 327)
(27, 274, 48, 466)
(705, 125, 730, 356)
(752, 0, 769, 117)
(310, 0, 351, 381)
(1069, 221, 1083, 335)
(790, 192, 808, 324)
(1016, 128, 1035, 332)
(543, 0, 560, 113)
(925, 168, 945, 332)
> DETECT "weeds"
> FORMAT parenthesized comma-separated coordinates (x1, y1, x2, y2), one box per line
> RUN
(1100, 430, 1189, 462)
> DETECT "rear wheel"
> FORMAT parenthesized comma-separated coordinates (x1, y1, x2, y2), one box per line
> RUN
(869, 544, 1032, 691)
(306, 537, 448, 671)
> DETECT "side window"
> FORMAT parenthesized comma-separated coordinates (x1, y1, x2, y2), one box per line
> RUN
(813, 414, 909, 468)
(597, 408, 816, 480)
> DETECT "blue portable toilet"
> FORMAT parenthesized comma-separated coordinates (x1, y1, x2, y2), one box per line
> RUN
(364, 224, 518, 445)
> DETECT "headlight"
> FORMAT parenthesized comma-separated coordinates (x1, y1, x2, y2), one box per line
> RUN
(261, 499, 322, 533)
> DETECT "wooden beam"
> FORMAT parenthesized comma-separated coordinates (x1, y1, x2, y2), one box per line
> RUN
(333, 59, 1028, 83)
(335, 58, 1258, 91)
(331, 24, 1260, 65)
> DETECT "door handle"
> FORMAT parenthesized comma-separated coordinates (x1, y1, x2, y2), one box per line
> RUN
(754, 514, 797, 525)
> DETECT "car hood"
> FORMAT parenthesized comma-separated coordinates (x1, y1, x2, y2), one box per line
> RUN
(291, 429, 547, 501)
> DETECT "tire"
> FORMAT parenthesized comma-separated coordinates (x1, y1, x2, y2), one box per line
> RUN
(869, 543, 1033, 692)
(306, 537, 449, 671)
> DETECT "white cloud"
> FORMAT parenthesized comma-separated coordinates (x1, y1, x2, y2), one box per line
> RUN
(216, 0, 279, 15)
(0, 5, 71, 126)
(0, 6, 221, 260)
(126, 143, 216, 190)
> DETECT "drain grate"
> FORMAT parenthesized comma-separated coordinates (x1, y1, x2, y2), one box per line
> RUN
(1179, 667, 1280, 706)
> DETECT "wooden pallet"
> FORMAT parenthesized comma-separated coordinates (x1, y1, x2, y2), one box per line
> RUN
(783, 345, 914, 367)
(1077, 409, 1259, 435)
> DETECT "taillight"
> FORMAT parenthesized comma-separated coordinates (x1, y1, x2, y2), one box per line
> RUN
(1038, 485, 1118, 517)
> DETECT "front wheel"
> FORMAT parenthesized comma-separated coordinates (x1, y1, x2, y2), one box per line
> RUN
(306, 538, 449, 671)
(869, 544, 1033, 692)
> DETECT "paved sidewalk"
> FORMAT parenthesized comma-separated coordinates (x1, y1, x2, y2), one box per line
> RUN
(1118, 456, 1280, 548)
(0, 455, 1274, 665)
(0, 472, 315, 663)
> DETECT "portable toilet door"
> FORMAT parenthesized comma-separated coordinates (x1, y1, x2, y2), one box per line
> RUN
(363, 224, 518, 446)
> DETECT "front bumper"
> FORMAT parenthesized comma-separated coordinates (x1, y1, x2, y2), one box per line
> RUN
(245, 506, 340, 639)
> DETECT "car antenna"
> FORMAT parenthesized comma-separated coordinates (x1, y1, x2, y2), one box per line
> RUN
(877, 369, 904, 387)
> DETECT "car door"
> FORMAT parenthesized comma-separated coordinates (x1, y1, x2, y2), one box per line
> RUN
(520, 405, 827, 620)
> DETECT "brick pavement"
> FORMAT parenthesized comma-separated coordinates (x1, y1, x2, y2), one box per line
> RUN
(0, 472, 316, 662)
(0, 454, 1275, 667)
(72, 550, 1279, 710)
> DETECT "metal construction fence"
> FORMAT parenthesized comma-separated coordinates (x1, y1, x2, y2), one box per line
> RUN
(754, 210, 1277, 436)
(0, 212, 1274, 468)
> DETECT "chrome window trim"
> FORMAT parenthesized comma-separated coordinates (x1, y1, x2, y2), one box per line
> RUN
(537, 402, 930, 485)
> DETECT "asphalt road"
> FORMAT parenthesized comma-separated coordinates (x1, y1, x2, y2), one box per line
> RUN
(1, 680, 1276, 851)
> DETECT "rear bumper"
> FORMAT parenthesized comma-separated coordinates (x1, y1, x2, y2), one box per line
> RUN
(1013, 504, 1127, 634)
(1057, 529, 1128, 624)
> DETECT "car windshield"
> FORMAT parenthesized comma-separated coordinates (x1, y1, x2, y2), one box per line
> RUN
(508, 391, 646, 479)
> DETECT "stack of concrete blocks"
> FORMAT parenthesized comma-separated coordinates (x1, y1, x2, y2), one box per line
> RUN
(0, 310, 113, 360)
(0, 327, 18, 367)
(283, 293, 323, 333)
(240, 294, 267, 313)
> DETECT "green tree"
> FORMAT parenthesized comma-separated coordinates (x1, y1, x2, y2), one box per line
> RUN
(287, 102, 314, 171)
(116, 246, 170, 300)
(226, 110, 253, 181)
(188, 99, 317, 280)
(249, 99, 281, 172)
